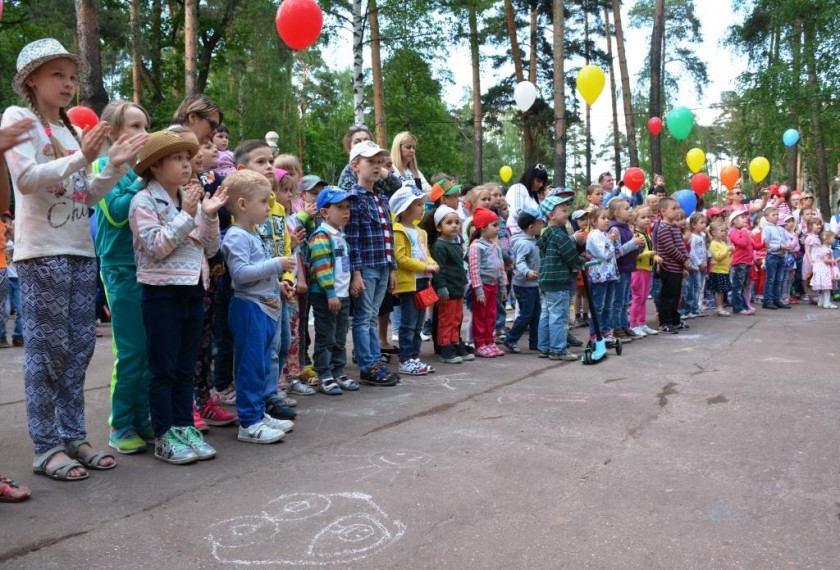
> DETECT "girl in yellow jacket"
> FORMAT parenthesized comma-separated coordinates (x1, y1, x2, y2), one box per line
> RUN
(629, 206, 659, 336)
(389, 187, 439, 376)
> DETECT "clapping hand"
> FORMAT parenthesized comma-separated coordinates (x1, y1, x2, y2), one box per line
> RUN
(202, 186, 229, 217)
(0, 116, 36, 152)
(181, 184, 202, 216)
(80, 122, 111, 163)
(107, 132, 149, 169)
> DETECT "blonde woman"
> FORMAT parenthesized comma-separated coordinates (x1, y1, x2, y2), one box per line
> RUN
(390, 131, 430, 192)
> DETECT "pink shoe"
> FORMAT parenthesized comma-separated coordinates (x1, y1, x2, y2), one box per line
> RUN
(192, 404, 209, 433)
(475, 345, 495, 358)
(198, 400, 238, 426)
(491, 345, 505, 357)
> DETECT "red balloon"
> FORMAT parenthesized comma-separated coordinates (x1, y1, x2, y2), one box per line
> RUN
(275, 0, 323, 51)
(647, 117, 662, 137)
(67, 106, 99, 130)
(622, 167, 646, 192)
(690, 173, 711, 195)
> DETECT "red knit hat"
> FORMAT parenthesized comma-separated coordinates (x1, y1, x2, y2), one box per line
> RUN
(472, 207, 499, 229)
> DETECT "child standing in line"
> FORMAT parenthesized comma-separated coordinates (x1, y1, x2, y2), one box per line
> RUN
(468, 207, 507, 358)
(681, 212, 708, 320)
(781, 214, 798, 305)
(431, 205, 471, 364)
(802, 217, 824, 305)
(220, 170, 293, 444)
(537, 196, 582, 360)
(729, 209, 755, 314)
(629, 207, 658, 337)
(130, 131, 227, 464)
(810, 230, 838, 308)
(390, 187, 440, 375)
(708, 222, 734, 316)
(345, 141, 401, 386)
(761, 206, 792, 310)
(585, 207, 620, 342)
(653, 198, 690, 333)
(308, 187, 359, 394)
(608, 198, 645, 341)
(4, 39, 148, 480)
(503, 209, 543, 354)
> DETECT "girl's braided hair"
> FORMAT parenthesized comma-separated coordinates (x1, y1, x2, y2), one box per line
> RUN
(24, 86, 79, 158)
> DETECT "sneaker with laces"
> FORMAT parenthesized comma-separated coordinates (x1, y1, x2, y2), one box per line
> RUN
(502, 341, 521, 354)
(475, 345, 496, 358)
(489, 345, 505, 357)
(262, 414, 294, 433)
(287, 379, 317, 396)
(154, 428, 199, 465)
(198, 400, 237, 426)
(238, 421, 285, 444)
(641, 324, 659, 335)
(412, 359, 436, 373)
(211, 386, 236, 406)
(630, 326, 647, 338)
(623, 327, 644, 340)
(399, 360, 427, 376)
(549, 351, 578, 361)
(336, 376, 360, 391)
(174, 426, 216, 460)
(192, 405, 209, 433)
(420, 331, 432, 341)
(265, 396, 298, 420)
(109, 426, 147, 454)
(659, 324, 679, 334)
(677, 321, 690, 330)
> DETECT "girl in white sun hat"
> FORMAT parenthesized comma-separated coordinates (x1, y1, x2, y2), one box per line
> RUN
(1, 38, 148, 482)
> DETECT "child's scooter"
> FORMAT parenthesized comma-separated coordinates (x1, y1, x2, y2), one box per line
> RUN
(580, 263, 622, 365)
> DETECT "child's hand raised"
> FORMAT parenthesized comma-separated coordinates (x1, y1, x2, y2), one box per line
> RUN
(0, 116, 36, 152)
(181, 184, 202, 217)
(80, 122, 111, 163)
(632, 235, 645, 246)
(107, 132, 149, 169)
(608, 228, 620, 242)
(202, 186, 229, 216)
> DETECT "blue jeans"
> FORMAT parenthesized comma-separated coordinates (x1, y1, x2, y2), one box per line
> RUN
(506, 285, 540, 349)
(680, 269, 701, 316)
(764, 254, 785, 306)
(730, 263, 750, 312)
(538, 290, 570, 353)
(610, 272, 631, 330)
(268, 301, 291, 398)
(7, 276, 21, 339)
(398, 278, 428, 361)
(229, 297, 276, 428)
(590, 280, 616, 336)
(352, 265, 390, 371)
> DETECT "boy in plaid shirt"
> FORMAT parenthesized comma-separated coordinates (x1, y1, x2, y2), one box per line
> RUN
(344, 141, 400, 386)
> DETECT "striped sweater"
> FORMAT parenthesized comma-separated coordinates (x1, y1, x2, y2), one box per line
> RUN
(653, 220, 688, 273)
(129, 180, 220, 288)
(308, 224, 352, 299)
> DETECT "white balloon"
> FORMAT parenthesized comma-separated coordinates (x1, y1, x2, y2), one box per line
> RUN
(514, 81, 537, 113)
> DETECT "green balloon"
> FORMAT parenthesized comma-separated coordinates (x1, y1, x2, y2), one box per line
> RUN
(666, 106, 695, 141)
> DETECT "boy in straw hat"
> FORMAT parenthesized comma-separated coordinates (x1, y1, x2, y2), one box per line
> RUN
(2, 38, 147, 481)
(130, 131, 228, 465)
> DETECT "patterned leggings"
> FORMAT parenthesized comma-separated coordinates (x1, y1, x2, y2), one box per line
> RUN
(282, 294, 302, 382)
(18, 256, 97, 454)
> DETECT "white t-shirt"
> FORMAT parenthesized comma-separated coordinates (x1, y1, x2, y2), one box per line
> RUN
(324, 223, 351, 298)
(505, 182, 539, 237)
(1, 106, 127, 261)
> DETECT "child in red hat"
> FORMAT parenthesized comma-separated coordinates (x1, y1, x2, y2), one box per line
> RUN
(467, 207, 508, 358)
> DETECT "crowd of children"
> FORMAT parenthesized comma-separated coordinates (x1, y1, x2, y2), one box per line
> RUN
(0, 38, 837, 502)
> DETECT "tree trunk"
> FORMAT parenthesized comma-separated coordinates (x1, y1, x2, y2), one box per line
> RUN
(584, 8, 592, 184)
(196, 0, 237, 93)
(604, 5, 621, 176)
(184, 0, 198, 95)
(352, 0, 365, 126)
(504, 0, 536, 164)
(788, 16, 802, 188)
(369, 0, 387, 146)
(552, 0, 566, 186)
(469, 4, 483, 182)
(528, 0, 538, 84)
(612, 0, 637, 167)
(130, 0, 143, 104)
(649, 0, 665, 176)
(149, 0, 164, 104)
(74, 0, 109, 114)
(804, 17, 829, 219)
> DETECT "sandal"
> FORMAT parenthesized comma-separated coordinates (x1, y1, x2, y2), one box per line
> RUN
(32, 445, 89, 481)
(319, 379, 343, 396)
(65, 440, 117, 471)
(379, 345, 399, 354)
(0, 475, 31, 502)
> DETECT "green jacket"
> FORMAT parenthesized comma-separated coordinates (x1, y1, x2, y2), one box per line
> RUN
(93, 156, 140, 267)
(430, 237, 467, 299)
(538, 225, 582, 292)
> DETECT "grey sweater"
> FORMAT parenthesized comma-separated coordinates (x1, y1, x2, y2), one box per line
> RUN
(510, 233, 540, 288)
(221, 225, 284, 320)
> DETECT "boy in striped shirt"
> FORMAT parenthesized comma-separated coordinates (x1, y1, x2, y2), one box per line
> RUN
(653, 198, 691, 333)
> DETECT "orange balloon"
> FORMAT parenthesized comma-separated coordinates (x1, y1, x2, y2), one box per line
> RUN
(720, 165, 740, 191)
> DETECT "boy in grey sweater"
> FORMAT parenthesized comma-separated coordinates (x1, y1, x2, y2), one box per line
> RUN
(503, 209, 543, 353)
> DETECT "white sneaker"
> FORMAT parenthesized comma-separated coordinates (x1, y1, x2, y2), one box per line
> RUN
(641, 324, 659, 335)
(825, 303, 838, 309)
(420, 332, 432, 341)
(630, 326, 647, 338)
(238, 420, 285, 444)
(391, 333, 399, 342)
(399, 360, 427, 376)
(263, 414, 294, 433)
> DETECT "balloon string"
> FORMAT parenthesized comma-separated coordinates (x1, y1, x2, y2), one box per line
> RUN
(294, 53, 308, 166)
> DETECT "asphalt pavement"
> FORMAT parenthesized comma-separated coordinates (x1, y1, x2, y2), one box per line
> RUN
(1, 303, 839, 569)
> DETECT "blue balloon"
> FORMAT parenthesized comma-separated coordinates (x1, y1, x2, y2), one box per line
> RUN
(674, 189, 697, 215)
(783, 128, 800, 147)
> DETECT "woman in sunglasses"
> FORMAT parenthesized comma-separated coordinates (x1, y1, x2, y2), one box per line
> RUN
(171, 94, 223, 145)
(336, 125, 402, 195)
(505, 163, 549, 237)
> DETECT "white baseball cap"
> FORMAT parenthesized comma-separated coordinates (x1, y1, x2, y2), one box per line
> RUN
(349, 140, 389, 162)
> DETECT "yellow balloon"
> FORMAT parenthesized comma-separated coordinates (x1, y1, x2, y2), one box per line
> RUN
(749, 156, 770, 183)
(576, 65, 606, 106)
(686, 147, 706, 173)
(499, 165, 513, 183)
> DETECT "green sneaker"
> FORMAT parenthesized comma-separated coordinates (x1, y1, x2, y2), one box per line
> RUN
(154, 429, 198, 465)
(109, 426, 147, 454)
(136, 421, 155, 444)
(174, 426, 216, 460)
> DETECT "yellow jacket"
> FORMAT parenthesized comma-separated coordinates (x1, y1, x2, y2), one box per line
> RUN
(709, 239, 732, 274)
(255, 197, 294, 283)
(393, 221, 436, 294)
(634, 229, 654, 271)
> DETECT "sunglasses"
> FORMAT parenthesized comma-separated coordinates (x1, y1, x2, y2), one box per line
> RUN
(803, 196, 814, 200)
(734, 192, 743, 196)
(535, 163, 547, 172)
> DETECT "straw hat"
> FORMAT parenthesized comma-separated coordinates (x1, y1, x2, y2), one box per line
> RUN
(12, 39, 89, 97)
(134, 131, 199, 175)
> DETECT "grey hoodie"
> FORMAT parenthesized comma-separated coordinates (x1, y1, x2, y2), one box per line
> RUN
(510, 232, 540, 288)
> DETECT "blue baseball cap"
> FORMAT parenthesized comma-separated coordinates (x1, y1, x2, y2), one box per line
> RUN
(539, 195, 573, 222)
(316, 186, 348, 210)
